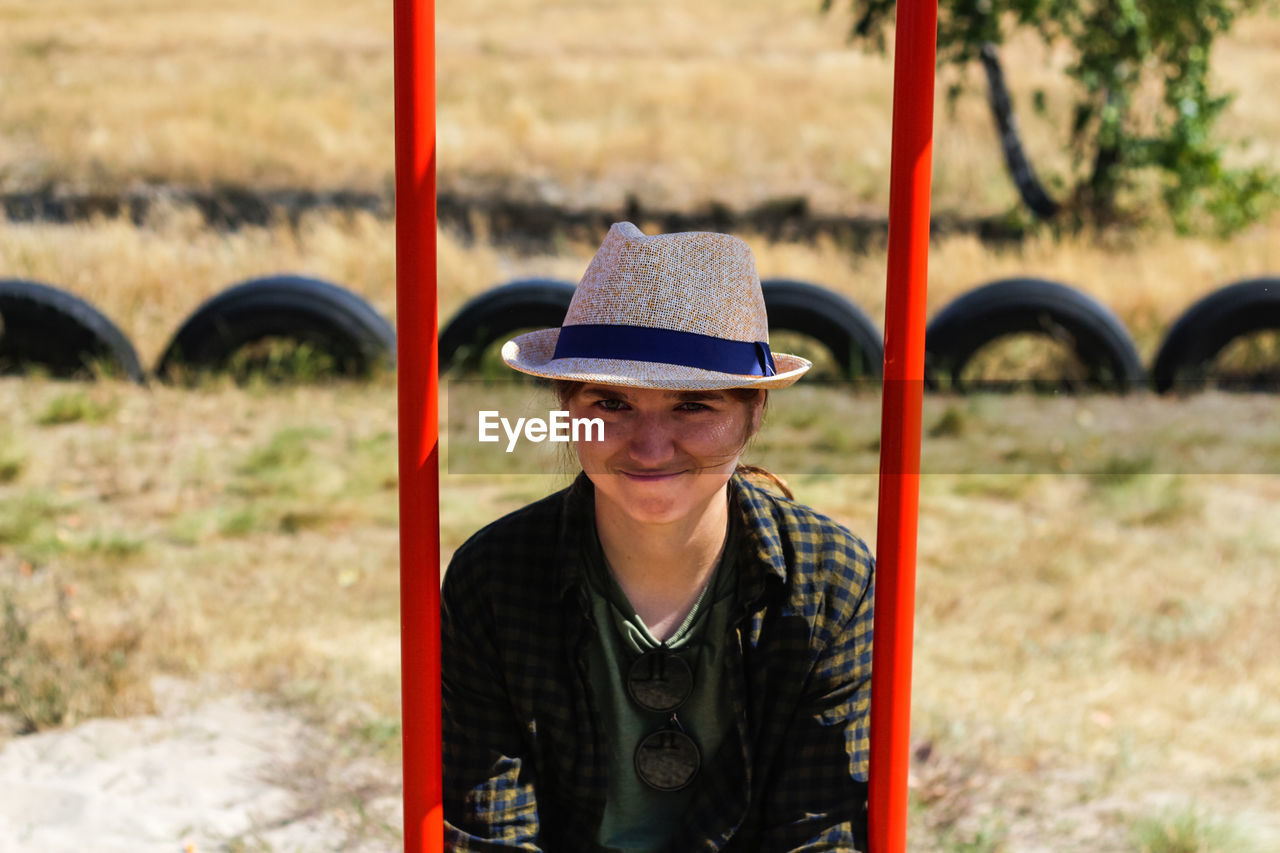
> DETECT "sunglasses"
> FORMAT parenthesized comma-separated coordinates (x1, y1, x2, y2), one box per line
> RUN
(627, 648, 701, 791)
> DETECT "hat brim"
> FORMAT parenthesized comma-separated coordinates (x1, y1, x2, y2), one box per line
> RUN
(501, 328, 811, 390)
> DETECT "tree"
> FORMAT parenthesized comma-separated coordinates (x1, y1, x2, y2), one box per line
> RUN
(823, 0, 1279, 233)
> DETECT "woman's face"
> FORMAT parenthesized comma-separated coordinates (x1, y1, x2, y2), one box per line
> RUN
(566, 383, 764, 527)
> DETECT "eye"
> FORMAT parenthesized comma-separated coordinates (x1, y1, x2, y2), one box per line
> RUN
(594, 398, 628, 412)
(675, 401, 711, 412)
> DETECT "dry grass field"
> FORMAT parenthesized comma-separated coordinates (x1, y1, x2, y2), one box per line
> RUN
(3, 376, 1279, 851)
(2, 0, 1278, 214)
(3, 0, 1280, 850)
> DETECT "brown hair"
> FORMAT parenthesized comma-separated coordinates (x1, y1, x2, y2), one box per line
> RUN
(551, 380, 794, 499)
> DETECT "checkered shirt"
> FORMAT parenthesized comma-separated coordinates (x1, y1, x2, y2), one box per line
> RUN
(442, 472, 875, 851)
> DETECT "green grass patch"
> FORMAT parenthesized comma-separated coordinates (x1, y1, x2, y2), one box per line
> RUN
(232, 425, 339, 500)
(278, 507, 335, 534)
(1091, 452, 1159, 487)
(0, 432, 25, 483)
(157, 340, 380, 389)
(1129, 807, 1258, 853)
(345, 430, 399, 495)
(349, 714, 402, 761)
(937, 823, 1007, 853)
(195, 502, 347, 539)
(948, 473, 1038, 501)
(0, 492, 67, 560)
(0, 497, 144, 565)
(70, 531, 147, 561)
(0, 458, 23, 485)
(229, 338, 341, 386)
(928, 404, 967, 438)
(35, 391, 119, 426)
(219, 506, 265, 538)
(1126, 477, 1202, 527)
(1089, 473, 1202, 527)
(237, 426, 331, 477)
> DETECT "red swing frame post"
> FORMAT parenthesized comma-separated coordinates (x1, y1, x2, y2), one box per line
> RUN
(392, 0, 937, 848)
(394, 0, 443, 850)
(870, 0, 939, 850)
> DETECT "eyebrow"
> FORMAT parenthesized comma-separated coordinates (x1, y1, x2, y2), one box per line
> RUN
(579, 387, 725, 403)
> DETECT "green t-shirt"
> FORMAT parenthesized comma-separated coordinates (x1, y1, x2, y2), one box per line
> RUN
(583, 514, 739, 853)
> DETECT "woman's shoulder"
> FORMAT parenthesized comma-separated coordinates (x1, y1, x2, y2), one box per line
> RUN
(735, 474, 871, 555)
(733, 474, 875, 603)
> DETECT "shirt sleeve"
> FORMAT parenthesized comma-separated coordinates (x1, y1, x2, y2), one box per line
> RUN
(441, 552, 545, 851)
(756, 552, 874, 852)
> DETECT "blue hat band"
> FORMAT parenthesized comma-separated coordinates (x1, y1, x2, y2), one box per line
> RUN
(552, 324, 777, 377)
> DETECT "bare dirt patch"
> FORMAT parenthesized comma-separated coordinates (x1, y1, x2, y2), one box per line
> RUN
(0, 677, 401, 852)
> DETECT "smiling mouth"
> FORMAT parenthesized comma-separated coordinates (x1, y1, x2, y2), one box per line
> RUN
(620, 469, 686, 481)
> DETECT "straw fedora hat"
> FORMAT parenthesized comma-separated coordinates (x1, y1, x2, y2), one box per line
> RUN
(501, 222, 811, 390)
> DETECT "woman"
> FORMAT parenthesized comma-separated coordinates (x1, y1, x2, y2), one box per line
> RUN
(442, 222, 874, 851)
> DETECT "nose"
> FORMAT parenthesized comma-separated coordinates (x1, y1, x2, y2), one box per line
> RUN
(624, 411, 678, 466)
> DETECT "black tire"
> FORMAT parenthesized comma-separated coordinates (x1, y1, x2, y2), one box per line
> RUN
(1152, 277, 1280, 394)
(439, 278, 576, 373)
(925, 277, 1144, 392)
(761, 278, 883, 380)
(154, 275, 395, 382)
(0, 278, 144, 383)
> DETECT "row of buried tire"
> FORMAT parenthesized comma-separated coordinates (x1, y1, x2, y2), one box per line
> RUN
(0, 273, 1277, 392)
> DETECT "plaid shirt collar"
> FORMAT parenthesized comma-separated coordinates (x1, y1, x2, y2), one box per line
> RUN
(551, 471, 788, 608)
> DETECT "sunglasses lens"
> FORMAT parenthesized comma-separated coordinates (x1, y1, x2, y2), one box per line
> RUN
(626, 650, 693, 713)
(634, 728, 700, 791)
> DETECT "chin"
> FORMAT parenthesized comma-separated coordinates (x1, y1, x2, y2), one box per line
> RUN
(623, 499, 695, 526)
(607, 480, 688, 519)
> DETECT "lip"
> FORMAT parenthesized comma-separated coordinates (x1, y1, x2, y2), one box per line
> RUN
(619, 469, 685, 481)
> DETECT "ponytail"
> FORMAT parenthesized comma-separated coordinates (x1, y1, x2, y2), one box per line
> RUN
(734, 463, 794, 500)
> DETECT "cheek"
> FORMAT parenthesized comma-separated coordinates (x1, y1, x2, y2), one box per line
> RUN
(683, 414, 752, 454)
(702, 418, 740, 443)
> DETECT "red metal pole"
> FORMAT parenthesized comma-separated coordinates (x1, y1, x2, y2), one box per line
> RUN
(393, 0, 443, 850)
(869, 0, 938, 850)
